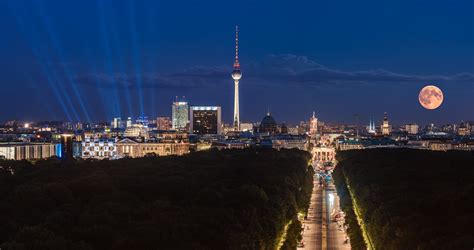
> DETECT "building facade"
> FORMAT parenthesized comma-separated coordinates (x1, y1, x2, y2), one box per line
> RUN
(190, 106, 222, 135)
(81, 137, 117, 159)
(112, 117, 123, 129)
(405, 124, 419, 135)
(0, 143, 60, 160)
(381, 112, 392, 136)
(309, 111, 318, 137)
(124, 124, 149, 139)
(172, 101, 189, 131)
(116, 137, 189, 158)
(157, 117, 172, 131)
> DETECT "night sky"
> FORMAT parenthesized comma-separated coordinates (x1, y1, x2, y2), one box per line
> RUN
(1, 0, 473, 125)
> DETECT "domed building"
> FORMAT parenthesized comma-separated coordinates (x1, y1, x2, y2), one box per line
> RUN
(259, 112, 278, 134)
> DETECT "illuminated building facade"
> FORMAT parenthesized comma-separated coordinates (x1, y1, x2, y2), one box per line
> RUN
(81, 137, 117, 159)
(172, 101, 189, 131)
(190, 106, 222, 135)
(61, 134, 74, 160)
(157, 117, 172, 131)
(112, 117, 122, 129)
(313, 146, 336, 162)
(381, 112, 392, 136)
(309, 111, 318, 137)
(240, 122, 253, 132)
(0, 143, 60, 160)
(367, 119, 376, 134)
(116, 134, 189, 158)
(124, 124, 149, 140)
(405, 124, 419, 135)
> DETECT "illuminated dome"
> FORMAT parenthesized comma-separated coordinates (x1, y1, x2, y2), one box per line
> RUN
(259, 112, 277, 134)
(231, 69, 242, 80)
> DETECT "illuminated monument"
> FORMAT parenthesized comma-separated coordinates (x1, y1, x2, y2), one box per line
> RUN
(381, 112, 392, 136)
(231, 26, 242, 131)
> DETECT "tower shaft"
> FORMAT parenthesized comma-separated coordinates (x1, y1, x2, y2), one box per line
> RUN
(234, 80, 239, 130)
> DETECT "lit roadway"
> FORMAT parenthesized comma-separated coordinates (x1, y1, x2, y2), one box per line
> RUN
(326, 190, 351, 250)
(299, 152, 351, 249)
(300, 181, 323, 250)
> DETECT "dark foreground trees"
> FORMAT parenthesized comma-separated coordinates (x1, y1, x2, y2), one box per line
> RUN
(335, 148, 474, 250)
(0, 148, 313, 250)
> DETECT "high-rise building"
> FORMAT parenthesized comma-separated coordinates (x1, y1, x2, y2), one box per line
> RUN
(309, 111, 318, 137)
(157, 117, 172, 131)
(190, 106, 222, 135)
(172, 100, 189, 131)
(231, 26, 242, 131)
(112, 117, 122, 129)
(405, 124, 419, 135)
(60, 134, 74, 160)
(126, 117, 132, 128)
(381, 112, 392, 136)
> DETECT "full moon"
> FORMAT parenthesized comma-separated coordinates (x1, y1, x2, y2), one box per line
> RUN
(418, 85, 443, 110)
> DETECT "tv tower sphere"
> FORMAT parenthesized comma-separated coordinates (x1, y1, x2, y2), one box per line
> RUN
(232, 69, 242, 80)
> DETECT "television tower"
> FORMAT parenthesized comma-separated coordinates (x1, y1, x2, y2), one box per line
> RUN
(231, 25, 242, 131)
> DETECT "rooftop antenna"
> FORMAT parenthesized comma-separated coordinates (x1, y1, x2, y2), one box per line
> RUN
(233, 25, 240, 69)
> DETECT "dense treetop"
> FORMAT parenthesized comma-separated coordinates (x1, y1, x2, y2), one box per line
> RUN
(336, 149, 474, 250)
(0, 148, 313, 250)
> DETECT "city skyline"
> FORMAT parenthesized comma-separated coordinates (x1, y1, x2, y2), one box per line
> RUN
(0, 0, 473, 125)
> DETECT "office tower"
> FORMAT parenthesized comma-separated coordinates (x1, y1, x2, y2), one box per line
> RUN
(126, 117, 132, 128)
(172, 99, 189, 131)
(190, 106, 222, 135)
(157, 117, 172, 131)
(231, 26, 242, 131)
(60, 134, 74, 160)
(112, 117, 122, 129)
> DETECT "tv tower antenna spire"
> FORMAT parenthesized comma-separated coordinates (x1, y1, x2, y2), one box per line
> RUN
(234, 25, 240, 69)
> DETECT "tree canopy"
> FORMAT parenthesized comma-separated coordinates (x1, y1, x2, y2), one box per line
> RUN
(0, 148, 313, 250)
(335, 149, 474, 250)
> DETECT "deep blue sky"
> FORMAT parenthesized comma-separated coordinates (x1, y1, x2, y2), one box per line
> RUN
(1, 0, 473, 125)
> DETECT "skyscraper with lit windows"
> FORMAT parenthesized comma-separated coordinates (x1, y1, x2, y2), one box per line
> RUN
(190, 106, 222, 135)
(172, 99, 189, 131)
